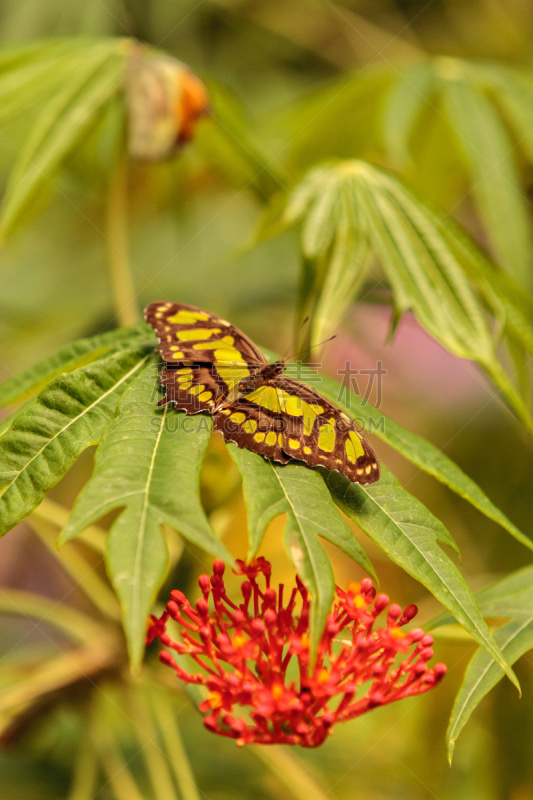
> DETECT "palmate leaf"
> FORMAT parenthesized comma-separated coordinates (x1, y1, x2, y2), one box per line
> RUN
(229, 437, 516, 686)
(288, 58, 533, 286)
(0, 38, 128, 239)
(284, 160, 533, 431)
(228, 446, 374, 651)
(0, 329, 527, 676)
(428, 565, 533, 761)
(383, 59, 533, 288)
(60, 362, 232, 669)
(0, 345, 151, 538)
(0, 321, 154, 408)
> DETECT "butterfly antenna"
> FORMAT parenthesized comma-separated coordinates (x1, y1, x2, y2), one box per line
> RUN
(284, 334, 337, 364)
(281, 316, 310, 362)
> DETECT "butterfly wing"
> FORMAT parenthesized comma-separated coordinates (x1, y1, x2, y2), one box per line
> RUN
(214, 379, 379, 485)
(214, 397, 290, 464)
(158, 365, 227, 413)
(145, 301, 267, 406)
(145, 301, 266, 367)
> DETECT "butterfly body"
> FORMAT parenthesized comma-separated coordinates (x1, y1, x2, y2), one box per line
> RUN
(145, 302, 380, 485)
(238, 360, 286, 395)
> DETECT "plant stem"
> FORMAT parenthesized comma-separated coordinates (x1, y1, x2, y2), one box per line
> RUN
(67, 743, 98, 800)
(98, 740, 146, 800)
(28, 514, 121, 621)
(152, 690, 203, 800)
(106, 148, 139, 328)
(250, 745, 330, 800)
(33, 497, 106, 554)
(127, 686, 178, 800)
(0, 588, 106, 643)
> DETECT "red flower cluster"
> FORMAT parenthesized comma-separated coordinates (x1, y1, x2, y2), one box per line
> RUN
(147, 558, 446, 748)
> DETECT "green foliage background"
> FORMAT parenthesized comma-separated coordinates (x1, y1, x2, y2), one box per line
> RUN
(1, 1, 533, 798)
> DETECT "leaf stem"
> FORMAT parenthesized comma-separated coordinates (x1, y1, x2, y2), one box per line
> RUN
(97, 736, 146, 800)
(127, 686, 178, 800)
(0, 588, 107, 643)
(106, 147, 139, 327)
(67, 743, 98, 800)
(250, 745, 330, 800)
(152, 689, 203, 800)
(28, 514, 121, 621)
(33, 497, 106, 553)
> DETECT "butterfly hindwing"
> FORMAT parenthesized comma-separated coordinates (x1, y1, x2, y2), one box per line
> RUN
(214, 379, 379, 484)
(214, 399, 290, 464)
(158, 365, 226, 414)
(276, 378, 379, 484)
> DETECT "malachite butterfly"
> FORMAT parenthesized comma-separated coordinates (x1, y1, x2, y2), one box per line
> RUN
(145, 302, 380, 485)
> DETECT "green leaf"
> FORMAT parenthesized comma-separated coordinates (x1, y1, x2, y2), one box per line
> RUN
(0, 321, 155, 408)
(0, 40, 127, 239)
(325, 467, 518, 689)
(442, 566, 533, 761)
(382, 61, 435, 169)
(475, 564, 533, 608)
(194, 79, 284, 202)
(0, 41, 98, 127)
(443, 78, 532, 287)
(488, 68, 533, 164)
(447, 616, 533, 762)
(61, 363, 232, 669)
(304, 182, 371, 347)
(316, 372, 533, 553)
(0, 347, 149, 538)
(228, 446, 374, 649)
(285, 67, 393, 170)
(430, 564, 533, 629)
(256, 347, 531, 553)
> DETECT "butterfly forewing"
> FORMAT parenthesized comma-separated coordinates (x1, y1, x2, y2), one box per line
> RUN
(145, 301, 266, 368)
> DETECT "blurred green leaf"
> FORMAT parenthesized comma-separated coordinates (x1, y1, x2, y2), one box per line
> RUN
(289, 58, 533, 291)
(0, 39, 127, 238)
(382, 60, 435, 170)
(0, 40, 110, 127)
(314, 371, 533, 553)
(284, 67, 393, 170)
(436, 566, 533, 761)
(60, 363, 232, 669)
(442, 77, 532, 287)
(326, 467, 518, 689)
(194, 79, 285, 201)
(0, 346, 149, 538)
(229, 445, 374, 649)
(488, 67, 533, 164)
(0, 321, 154, 408)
